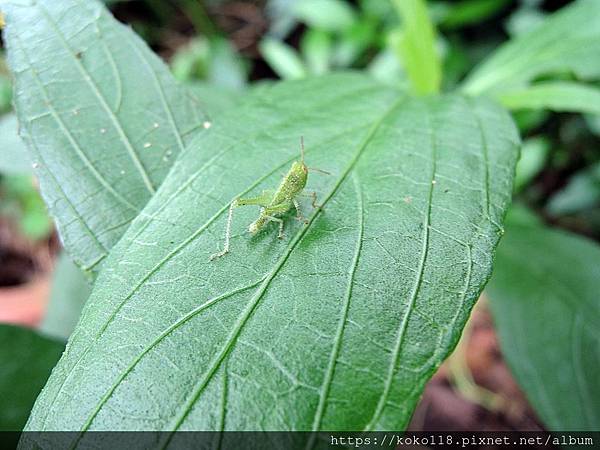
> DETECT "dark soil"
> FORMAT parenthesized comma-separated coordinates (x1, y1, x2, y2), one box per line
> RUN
(0, 219, 56, 287)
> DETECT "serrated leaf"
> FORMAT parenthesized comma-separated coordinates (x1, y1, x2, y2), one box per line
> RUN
(24, 74, 519, 436)
(0, 324, 64, 431)
(463, 0, 600, 96)
(0, 0, 207, 273)
(488, 218, 600, 431)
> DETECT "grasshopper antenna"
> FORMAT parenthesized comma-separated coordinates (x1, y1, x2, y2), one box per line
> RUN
(308, 167, 331, 175)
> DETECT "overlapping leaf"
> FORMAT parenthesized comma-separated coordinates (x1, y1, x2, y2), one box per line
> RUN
(0, 0, 208, 273)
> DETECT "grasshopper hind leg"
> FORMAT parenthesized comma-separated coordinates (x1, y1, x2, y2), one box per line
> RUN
(210, 191, 275, 260)
(210, 200, 237, 260)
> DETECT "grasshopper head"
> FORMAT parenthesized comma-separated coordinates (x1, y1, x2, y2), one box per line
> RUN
(290, 160, 308, 190)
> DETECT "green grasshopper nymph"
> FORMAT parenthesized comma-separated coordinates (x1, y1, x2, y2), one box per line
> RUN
(210, 137, 328, 260)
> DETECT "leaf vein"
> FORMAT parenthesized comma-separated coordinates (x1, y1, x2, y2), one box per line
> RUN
(42, 154, 303, 427)
(73, 279, 264, 438)
(364, 102, 437, 431)
(93, 14, 123, 113)
(13, 31, 139, 212)
(161, 97, 406, 442)
(467, 97, 503, 232)
(126, 27, 187, 153)
(308, 172, 364, 440)
(37, 0, 156, 193)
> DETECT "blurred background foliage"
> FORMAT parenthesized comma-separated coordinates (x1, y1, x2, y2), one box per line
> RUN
(0, 0, 598, 434)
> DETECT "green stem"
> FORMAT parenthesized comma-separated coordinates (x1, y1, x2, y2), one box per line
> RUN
(180, 0, 220, 38)
(446, 301, 505, 412)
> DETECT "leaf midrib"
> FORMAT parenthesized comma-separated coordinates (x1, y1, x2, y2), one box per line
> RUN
(69, 278, 266, 447)
(124, 82, 383, 245)
(12, 32, 139, 212)
(40, 150, 304, 430)
(67, 95, 405, 438)
(159, 96, 406, 441)
(363, 101, 436, 431)
(306, 173, 364, 441)
(35, 0, 156, 193)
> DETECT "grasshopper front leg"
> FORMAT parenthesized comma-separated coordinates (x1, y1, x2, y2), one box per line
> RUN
(293, 198, 309, 224)
(309, 191, 321, 209)
(299, 191, 322, 209)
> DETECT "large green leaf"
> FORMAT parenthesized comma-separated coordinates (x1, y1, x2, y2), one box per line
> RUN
(0, 0, 207, 273)
(463, 0, 600, 96)
(24, 74, 519, 436)
(487, 217, 600, 430)
(0, 325, 64, 431)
